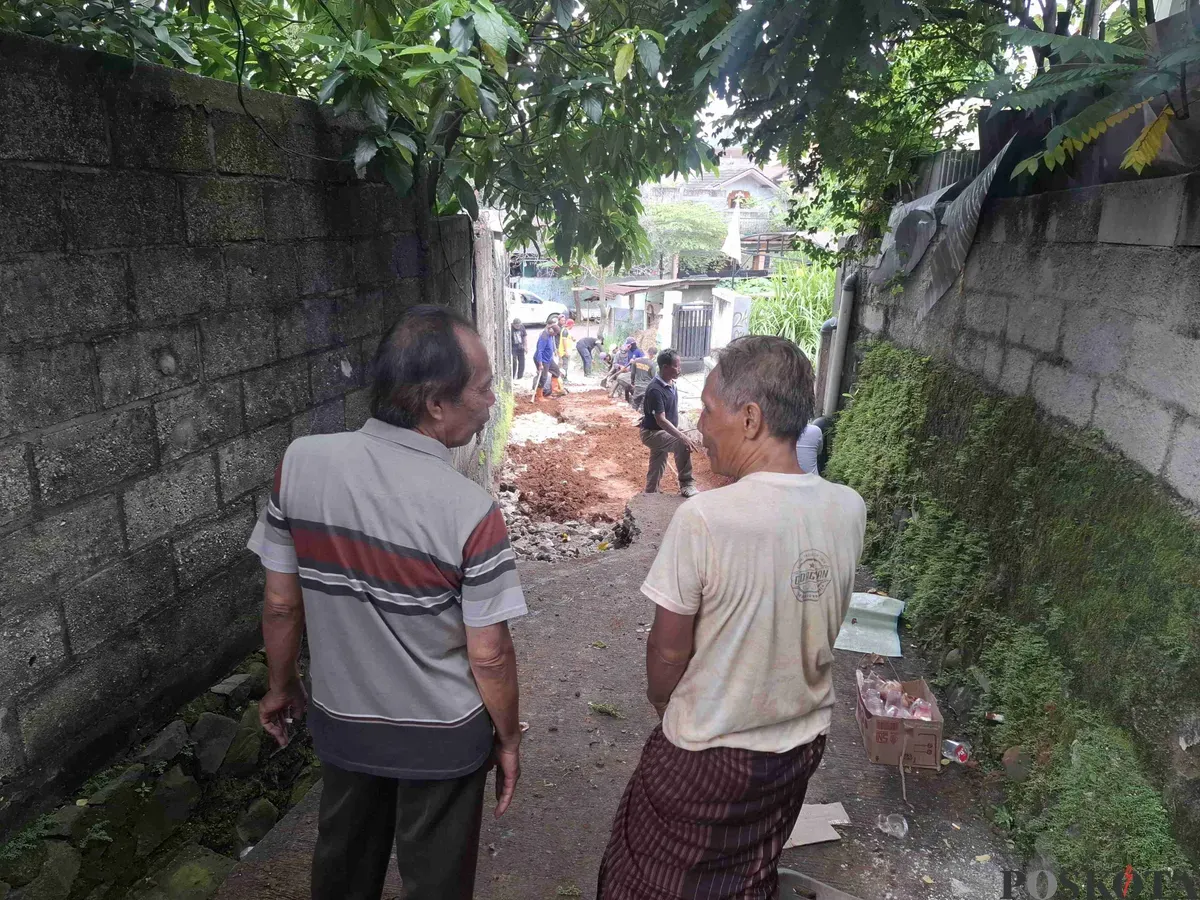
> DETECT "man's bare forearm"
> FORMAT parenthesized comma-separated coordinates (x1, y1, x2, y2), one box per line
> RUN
(470, 637, 522, 747)
(262, 584, 305, 691)
(646, 635, 689, 711)
(655, 412, 692, 445)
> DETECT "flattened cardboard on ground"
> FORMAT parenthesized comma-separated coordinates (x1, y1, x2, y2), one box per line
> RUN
(855, 679, 944, 769)
(834, 592, 905, 657)
(784, 802, 851, 848)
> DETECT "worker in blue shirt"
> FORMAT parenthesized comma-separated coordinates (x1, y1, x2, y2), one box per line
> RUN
(533, 323, 562, 401)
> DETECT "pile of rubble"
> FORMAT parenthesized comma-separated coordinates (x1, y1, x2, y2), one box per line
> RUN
(498, 479, 616, 562)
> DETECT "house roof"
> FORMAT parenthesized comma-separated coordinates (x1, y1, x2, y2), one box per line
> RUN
(575, 276, 721, 299)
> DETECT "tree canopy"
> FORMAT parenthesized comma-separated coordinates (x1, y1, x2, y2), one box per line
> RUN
(639, 200, 727, 264)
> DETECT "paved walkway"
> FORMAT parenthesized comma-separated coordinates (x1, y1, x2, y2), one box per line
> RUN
(216, 494, 1012, 900)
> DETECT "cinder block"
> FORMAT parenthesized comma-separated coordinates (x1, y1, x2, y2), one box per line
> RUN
(243, 357, 311, 429)
(62, 541, 175, 656)
(353, 233, 425, 285)
(373, 185, 417, 234)
(109, 96, 210, 172)
(154, 380, 243, 461)
(1006, 293, 1064, 353)
(1, 253, 133, 343)
(173, 499, 256, 590)
(345, 388, 372, 431)
(132, 247, 226, 324)
(0, 70, 108, 165)
(139, 558, 260, 676)
(429, 216, 472, 273)
(1097, 175, 1186, 247)
(1031, 361, 1097, 427)
(181, 178, 265, 244)
(18, 631, 143, 761)
(217, 423, 290, 501)
(0, 345, 99, 438)
(376, 278, 422, 330)
(262, 183, 333, 240)
(63, 171, 185, 249)
(1125, 318, 1200, 417)
(329, 183, 379, 237)
(211, 111, 288, 177)
(961, 293, 1007, 338)
(0, 603, 67, 704)
(0, 495, 124, 599)
(1093, 378, 1176, 474)
(1176, 172, 1200, 246)
(1166, 416, 1200, 505)
(0, 165, 64, 253)
(123, 456, 219, 547)
(200, 309, 277, 378)
(296, 241, 354, 296)
(335, 292, 381, 344)
(277, 296, 338, 358)
(96, 325, 201, 408)
(981, 338, 1005, 386)
(1061, 304, 1133, 376)
(224, 243, 298, 306)
(34, 407, 157, 505)
(0, 441, 33, 527)
(291, 399, 345, 438)
(1041, 185, 1103, 244)
(310, 345, 363, 402)
(284, 123, 345, 182)
(1163, 248, 1200, 338)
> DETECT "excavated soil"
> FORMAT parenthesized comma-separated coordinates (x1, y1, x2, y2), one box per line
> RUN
(507, 390, 730, 524)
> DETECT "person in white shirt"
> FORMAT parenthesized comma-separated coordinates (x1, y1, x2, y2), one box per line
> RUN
(598, 335, 866, 900)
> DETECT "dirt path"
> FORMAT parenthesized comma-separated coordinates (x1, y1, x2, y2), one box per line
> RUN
(507, 388, 730, 524)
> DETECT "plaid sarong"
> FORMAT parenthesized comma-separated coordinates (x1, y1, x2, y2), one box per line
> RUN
(598, 727, 827, 900)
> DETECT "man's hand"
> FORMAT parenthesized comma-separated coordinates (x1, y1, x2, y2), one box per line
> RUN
(260, 677, 308, 747)
(491, 740, 521, 817)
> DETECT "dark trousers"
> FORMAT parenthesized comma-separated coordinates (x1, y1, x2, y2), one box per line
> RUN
(512, 347, 525, 379)
(311, 760, 488, 900)
(579, 347, 593, 376)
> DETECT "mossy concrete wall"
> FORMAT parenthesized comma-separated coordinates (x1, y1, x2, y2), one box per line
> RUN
(0, 33, 506, 836)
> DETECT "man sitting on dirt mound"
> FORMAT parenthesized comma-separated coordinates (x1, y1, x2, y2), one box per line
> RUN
(598, 336, 866, 900)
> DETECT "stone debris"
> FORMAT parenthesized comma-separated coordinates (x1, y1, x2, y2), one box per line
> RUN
(136, 721, 189, 766)
(235, 799, 279, 847)
(208, 674, 253, 706)
(189, 714, 239, 775)
(497, 471, 615, 563)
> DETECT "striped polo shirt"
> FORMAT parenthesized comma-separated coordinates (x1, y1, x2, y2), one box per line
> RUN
(246, 418, 527, 779)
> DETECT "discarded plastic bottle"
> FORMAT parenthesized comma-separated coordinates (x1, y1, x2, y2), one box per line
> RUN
(875, 813, 909, 839)
(942, 739, 972, 764)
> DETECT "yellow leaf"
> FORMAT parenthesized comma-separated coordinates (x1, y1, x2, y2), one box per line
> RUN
(614, 42, 635, 81)
(922, 875, 934, 885)
(598, 541, 611, 551)
(975, 854, 992, 863)
(1121, 105, 1174, 174)
(591, 640, 607, 649)
(482, 43, 508, 78)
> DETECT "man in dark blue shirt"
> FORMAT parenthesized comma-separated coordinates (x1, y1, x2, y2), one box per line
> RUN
(640, 349, 699, 497)
(534, 324, 561, 399)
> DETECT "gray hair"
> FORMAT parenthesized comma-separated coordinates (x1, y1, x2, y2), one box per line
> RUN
(713, 335, 815, 441)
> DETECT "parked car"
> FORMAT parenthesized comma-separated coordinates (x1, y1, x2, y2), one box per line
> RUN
(506, 288, 569, 326)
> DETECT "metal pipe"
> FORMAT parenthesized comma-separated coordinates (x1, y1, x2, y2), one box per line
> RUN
(822, 269, 858, 417)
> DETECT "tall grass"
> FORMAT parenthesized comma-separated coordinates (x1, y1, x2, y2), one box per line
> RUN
(744, 262, 836, 361)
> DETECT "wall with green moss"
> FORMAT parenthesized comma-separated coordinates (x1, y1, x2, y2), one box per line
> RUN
(828, 342, 1200, 872)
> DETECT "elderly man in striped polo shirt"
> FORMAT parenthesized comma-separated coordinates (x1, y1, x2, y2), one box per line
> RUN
(247, 305, 526, 900)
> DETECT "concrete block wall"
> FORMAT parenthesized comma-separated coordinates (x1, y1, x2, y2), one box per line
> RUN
(855, 173, 1200, 504)
(0, 33, 490, 831)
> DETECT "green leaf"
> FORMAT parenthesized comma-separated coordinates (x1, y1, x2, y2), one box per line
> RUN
(992, 24, 1145, 63)
(450, 18, 474, 54)
(398, 44, 438, 56)
(479, 87, 500, 120)
(352, 29, 369, 52)
(318, 69, 348, 104)
(582, 95, 603, 123)
(614, 42, 635, 82)
(363, 88, 389, 128)
(553, 0, 572, 30)
(456, 178, 480, 219)
(402, 64, 439, 84)
(457, 60, 483, 85)
(354, 137, 378, 176)
(383, 154, 414, 196)
(482, 42, 508, 77)
(637, 36, 661, 76)
(1155, 39, 1200, 69)
(303, 32, 341, 47)
(473, 8, 507, 53)
(390, 131, 419, 157)
(456, 73, 480, 109)
(362, 46, 383, 67)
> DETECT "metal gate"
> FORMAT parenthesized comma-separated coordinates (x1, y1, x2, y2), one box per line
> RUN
(672, 304, 712, 374)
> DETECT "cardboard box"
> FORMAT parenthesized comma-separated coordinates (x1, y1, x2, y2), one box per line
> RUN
(855, 678, 944, 769)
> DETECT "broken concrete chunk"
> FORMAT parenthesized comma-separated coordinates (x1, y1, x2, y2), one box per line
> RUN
(241, 663, 269, 700)
(208, 673, 253, 706)
(219, 727, 262, 777)
(134, 766, 202, 857)
(135, 844, 235, 900)
(17, 841, 80, 900)
(43, 805, 87, 842)
(238, 702, 262, 732)
(136, 720, 189, 765)
(235, 798, 279, 845)
(189, 713, 239, 775)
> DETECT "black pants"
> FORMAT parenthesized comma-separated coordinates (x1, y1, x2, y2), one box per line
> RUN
(311, 760, 488, 900)
(512, 347, 525, 379)
(579, 347, 593, 376)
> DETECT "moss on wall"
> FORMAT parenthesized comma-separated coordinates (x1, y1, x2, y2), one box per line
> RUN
(827, 342, 1200, 870)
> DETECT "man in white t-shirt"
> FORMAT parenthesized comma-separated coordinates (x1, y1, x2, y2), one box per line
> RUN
(598, 335, 866, 900)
